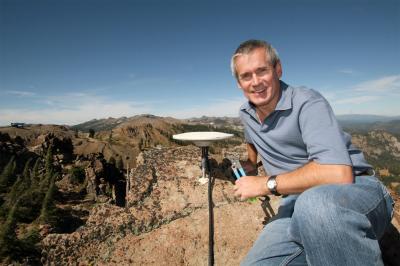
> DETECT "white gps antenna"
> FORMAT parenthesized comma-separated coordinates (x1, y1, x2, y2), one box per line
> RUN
(173, 131, 234, 266)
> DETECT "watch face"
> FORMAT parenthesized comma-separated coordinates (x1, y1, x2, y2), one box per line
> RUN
(267, 180, 275, 189)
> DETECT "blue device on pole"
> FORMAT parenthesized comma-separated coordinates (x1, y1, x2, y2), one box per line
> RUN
(232, 160, 258, 203)
(232, 160, 246, 179)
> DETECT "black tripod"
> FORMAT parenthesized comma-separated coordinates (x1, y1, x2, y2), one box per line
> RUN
(201, 146, 214, 266)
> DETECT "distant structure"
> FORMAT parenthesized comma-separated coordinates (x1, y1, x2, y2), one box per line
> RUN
(10, 122, 25, 128)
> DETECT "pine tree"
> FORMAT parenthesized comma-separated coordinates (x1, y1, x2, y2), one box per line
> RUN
(5, 158, 33, 206)
(38, 173, 57, 224)
(40, 146, 54, 192)
(69, 166, 85, 184)
(44, 145, 53, 176)
(89, 128, 95, 138)
(22, 158, 32, 188)
(15, 186, 45, 223)
(0, 199, 19, 259)
(6, 176, 24, 208)
(31, 158, 41, 188)
(0, 156, 16, 193)
(17, 227, 41, 262)
(7, 158, 44, 223)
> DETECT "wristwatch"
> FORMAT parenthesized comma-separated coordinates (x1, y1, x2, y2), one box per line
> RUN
(267, 175, 281, 196)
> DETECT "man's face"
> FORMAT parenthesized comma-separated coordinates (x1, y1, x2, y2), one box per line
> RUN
(235, 47, 282, 108)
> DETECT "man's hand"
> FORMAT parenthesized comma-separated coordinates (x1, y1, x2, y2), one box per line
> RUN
(233, 175, 268, 201)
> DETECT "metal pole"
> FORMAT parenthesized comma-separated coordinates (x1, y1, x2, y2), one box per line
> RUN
(202, 146, 214, 266)
(126, 163, 130, 208)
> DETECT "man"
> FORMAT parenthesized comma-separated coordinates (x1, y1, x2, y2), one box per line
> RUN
(231, 39, 394, 265)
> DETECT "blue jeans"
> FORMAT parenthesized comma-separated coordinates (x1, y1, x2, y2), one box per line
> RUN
(241, 175, 395, 266)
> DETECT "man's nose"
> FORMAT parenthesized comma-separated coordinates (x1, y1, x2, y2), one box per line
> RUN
(251, 73, 261, 86)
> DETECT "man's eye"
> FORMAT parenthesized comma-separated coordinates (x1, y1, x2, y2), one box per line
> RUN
(256, 68, 269, 76)
(240, 74, 252, 81)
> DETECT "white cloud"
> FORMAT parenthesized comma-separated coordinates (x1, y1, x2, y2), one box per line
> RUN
(317, 74, 400, 116)
(5, 90, 36, 97)
(0, 96, 244, 125)
(319, 91, 337, 102)
(352, 75, 400, 92)
(338, 69, 358, 75)
(333, 95, 379, 105)
(66, 92, 89, 97)
(0, 104, 150, 126)
(157, 98, 243, 119)
(0, 86, 247, 126)
(0, 95, 151, 126)
(4, 73, 400, 126)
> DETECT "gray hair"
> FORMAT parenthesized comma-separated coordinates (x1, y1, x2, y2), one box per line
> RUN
(230, 39, 280, 80)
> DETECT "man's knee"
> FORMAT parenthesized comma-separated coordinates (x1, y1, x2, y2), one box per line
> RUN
(241, 219, 307, 266)
(289, 183, 378, 241)
(292, 185, 340, 221)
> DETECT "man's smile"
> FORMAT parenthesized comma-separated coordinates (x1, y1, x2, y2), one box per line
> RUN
(251, 87, 266, 94)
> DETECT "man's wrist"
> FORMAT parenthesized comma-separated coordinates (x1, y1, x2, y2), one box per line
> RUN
(267, 175, 281, 196)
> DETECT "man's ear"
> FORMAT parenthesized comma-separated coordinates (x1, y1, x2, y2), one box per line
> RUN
(275, 61, 283, 78)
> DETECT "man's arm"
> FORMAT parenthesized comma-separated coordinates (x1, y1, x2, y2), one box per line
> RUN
(233, 161, 353, 200)
(239, 143, 260, 175)
(247, 143, 258, 166)
(274, 161, 353, 194)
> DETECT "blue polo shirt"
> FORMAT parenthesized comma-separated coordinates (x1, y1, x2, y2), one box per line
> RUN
(239, 81, 371, 176)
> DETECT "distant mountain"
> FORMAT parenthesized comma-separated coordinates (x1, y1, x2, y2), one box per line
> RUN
(183, 115, 400, 136)
(71, 114, 184, 133)
(71, 113, 400, 137)
(351, 130, 400, 179)
(72, 115, 244, 135)
(336, 114, 400, 123)
(337, 115, 400, 135)
(0, 124, 76, 147)
(185, 116, 241, 126)
(71, 116, 129, 132)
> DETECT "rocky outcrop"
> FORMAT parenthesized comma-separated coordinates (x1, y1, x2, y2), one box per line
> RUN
(352, 130, 400, 159)
(41, 145, 400, 265)
(82, 153, 125, 206)
(41, 145, 280, 265)
(0, 132, 36, 173)
(35, 133, 74, 162)
(352, 131, 400, 181)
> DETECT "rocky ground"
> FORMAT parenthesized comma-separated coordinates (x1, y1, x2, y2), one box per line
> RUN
(41, 145, 280, 265)
(41, 145, 400, 265)
(2, 122, 400, 265)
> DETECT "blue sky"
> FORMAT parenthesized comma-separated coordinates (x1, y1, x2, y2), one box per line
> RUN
(0, 0, 399, 125)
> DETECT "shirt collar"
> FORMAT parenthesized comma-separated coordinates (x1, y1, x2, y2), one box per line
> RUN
(275, 81, 292, 111)
(240, 80, 293, 113)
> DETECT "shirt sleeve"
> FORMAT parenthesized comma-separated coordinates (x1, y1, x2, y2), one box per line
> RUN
(244, 127, 253, 144)
(239, 109, 254, 144)
(299, 92, 352, 166)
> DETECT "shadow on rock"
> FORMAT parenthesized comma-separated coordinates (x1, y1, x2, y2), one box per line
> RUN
(209, 158, 238, 183)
